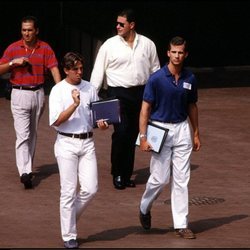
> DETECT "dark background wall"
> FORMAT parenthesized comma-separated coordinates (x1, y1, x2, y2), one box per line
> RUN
(1, 0, 250, 88)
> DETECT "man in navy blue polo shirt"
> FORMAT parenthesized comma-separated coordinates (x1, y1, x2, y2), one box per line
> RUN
(138, 36, 201, 239)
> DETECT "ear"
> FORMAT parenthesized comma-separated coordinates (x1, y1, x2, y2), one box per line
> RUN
(36, 28, 39, 35)
(130, 22, 135, 30)
(184, 51, 189, 58)
(167, 50, 170, 57)
(64, 68, 69, 75)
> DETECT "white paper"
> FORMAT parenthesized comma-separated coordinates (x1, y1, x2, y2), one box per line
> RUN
(136, 123, 168, 153)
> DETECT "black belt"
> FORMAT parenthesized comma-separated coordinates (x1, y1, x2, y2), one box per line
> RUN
(58, 131, 93, 139)
(165, 121, 181, 124)
(12, 85, 43, 91)
(154, 119, 184, 124)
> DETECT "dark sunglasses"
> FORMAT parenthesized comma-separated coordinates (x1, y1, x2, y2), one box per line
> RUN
(116, 22, 125, 28)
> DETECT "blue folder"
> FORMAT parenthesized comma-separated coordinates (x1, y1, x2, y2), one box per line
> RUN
(90, 98, 121, 128)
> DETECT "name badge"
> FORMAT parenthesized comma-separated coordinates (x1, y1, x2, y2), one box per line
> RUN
(183, 82, 192, 90)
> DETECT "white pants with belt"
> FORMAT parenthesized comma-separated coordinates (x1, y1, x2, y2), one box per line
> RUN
(11, 88, 45, 176)
(54, 134, 98, 241)
(140, 120, 193, 229)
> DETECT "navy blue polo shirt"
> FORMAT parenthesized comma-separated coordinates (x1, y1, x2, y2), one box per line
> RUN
(143, 65, 198, 123)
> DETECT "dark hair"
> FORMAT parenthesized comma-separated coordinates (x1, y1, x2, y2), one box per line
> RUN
(168, 36, 188, 51)
(62, 52, 84, 70)
(118, 9, 136, 23)
(21, 16, 39, 29)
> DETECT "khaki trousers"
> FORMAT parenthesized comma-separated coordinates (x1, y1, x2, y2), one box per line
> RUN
(11, 88, 44, 176)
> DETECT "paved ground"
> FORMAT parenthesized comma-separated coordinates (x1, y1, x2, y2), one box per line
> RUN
(0, 87, 250, 248)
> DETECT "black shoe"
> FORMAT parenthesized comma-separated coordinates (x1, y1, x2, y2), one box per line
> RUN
(125, 179, 136, 188)
(139, 210, 151, 230)
(64, 239, 79, 248)
(20, 173, 33, 189)
(113, 176, 125, 190)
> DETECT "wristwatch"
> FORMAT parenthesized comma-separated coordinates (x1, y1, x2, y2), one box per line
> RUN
(139, 133, 147, 139)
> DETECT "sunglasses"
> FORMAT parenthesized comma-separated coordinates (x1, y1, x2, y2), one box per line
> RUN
(116, 22, 125, 28)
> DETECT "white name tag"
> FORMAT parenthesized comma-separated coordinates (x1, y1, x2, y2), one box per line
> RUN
(183, 82, 192, 90)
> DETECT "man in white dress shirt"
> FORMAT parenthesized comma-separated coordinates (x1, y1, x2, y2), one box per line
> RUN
(90, 9, 160, 190)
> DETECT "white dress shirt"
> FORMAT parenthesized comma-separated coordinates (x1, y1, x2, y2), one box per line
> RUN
(90, 33, 160, 91)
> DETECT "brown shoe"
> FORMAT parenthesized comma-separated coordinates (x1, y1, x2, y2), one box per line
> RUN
(175, 228, 196, 239)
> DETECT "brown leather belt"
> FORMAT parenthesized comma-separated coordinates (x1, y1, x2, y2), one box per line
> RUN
(58, 131, 93, 139)
(12, 85, 43, 91)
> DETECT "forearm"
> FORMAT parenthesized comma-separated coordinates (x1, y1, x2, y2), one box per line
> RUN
(0, 62, 12, 75)
(188, 103, 201, 151)
(0, 57, 32, 75)
(90, 48, 106, 91)
(90, 69, 104, 92)
(50, 67, 61, 84)
(188, 103, 199, 136)
(139, 101, 153, 151)
(139, 102, 151, 134)
(53, 102, 79, 127)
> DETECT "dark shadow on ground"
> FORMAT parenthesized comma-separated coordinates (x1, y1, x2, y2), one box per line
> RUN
(79, 214, 248, 245)
(191, 214, 249, 234)
(32, 163, 58, 187)
(133, 167, 150, 185)
(79, 226, 168, 245)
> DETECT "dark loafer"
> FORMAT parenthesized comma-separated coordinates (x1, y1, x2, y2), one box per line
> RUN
(139, 210, 151, 230)
(20, 173, 33, 189)
(113, 176, 125, 190)
(125, 179, 136, 187)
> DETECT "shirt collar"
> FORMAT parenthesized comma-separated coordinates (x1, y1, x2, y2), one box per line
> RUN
(164, 64, 187, 78)
(18, 39, 41, 49)
(164, 64, 173, 77)
(118, 32, 138, 45)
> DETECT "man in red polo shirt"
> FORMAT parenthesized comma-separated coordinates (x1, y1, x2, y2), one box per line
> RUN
(0, 16, 61, 189)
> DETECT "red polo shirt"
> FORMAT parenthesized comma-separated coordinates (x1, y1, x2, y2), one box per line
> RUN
(0, 39, 58, 86)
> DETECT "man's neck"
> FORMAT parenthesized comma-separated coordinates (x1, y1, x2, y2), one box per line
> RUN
(168, 63, 182, 75)
(167, 63, 183, 81)
(23, 39, 37, 49)
(123, 30, 136, 46)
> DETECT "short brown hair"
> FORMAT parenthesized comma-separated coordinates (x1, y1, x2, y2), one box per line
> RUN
(62, 52, 84, 70)
(168, 36, 188, 51)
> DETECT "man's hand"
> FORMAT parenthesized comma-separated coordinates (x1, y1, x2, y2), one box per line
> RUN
(12, 57, 30, 67)
(96, 119, 109, 130)
(71, 89, 80, 106)
(140, 138, 153, 152)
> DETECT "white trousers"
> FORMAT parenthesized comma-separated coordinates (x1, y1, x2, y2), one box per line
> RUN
(140, 120, 193, 229)
(11, 88, 45, 176)
(54, 134, 98, 241)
